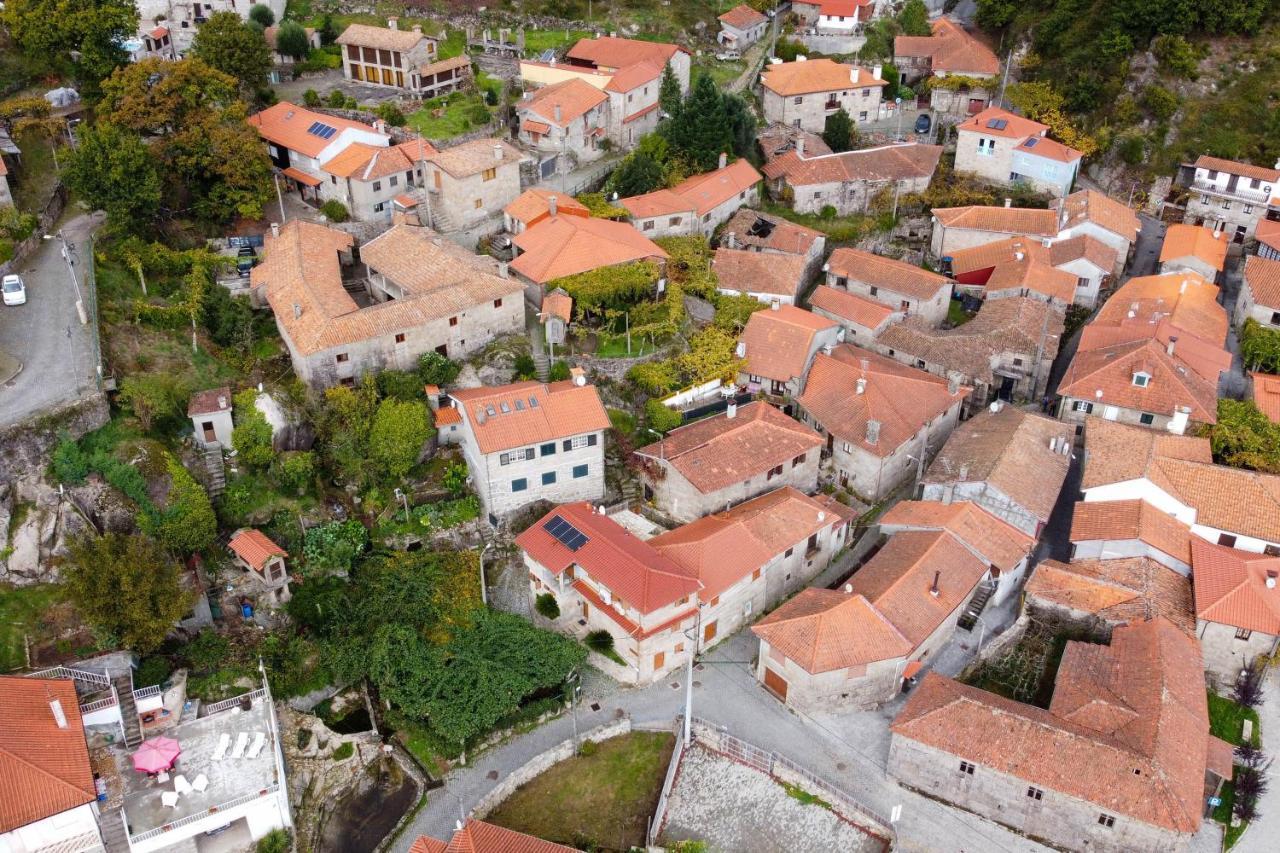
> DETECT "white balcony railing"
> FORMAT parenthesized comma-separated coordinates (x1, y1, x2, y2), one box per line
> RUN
(126, 786, 280, 844)
(133, 685, 163, 701)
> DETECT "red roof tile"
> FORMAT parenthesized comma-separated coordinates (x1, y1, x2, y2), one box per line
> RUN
(879, 499, 1033, 573)
(1252, 372, 1280, 423)
(1243, 254, 1280, 309)
(762, 143, 942, 187)
(229, 529, 287, 570)
(1070, 499, 1194, 566)
(713, 248, 808, 299)
(809, 285, 894, 330)
(1160, 224, 1229, 272)
(1191, 539, 1280, 634)
(893, 17, 999, 75)
(720, 3, 768, 29)
(761, 58, 884, 97)
(825, 248, 950, 301)
(411, 819, 579, 853)
(0, 677, 96, 833)
(511, 216, 667, 284)
(450, 379, 610, 454)
(1025, 557, 1195, 635)
(739, 305, 837, 383)
(958, 107, 1048, 141)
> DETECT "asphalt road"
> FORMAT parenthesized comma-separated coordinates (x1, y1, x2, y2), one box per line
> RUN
(0, 211, 104, 429)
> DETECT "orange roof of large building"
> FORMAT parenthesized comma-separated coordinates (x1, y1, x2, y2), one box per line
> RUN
(752, 588, 913, 672)
(229, 528, 287, 570)
(652, 487, 853, 600)
(1049, 233, 1119, 272)
(622, 158, 762, 219)
(566, 36, 685, 70)
(797, 344, 968, 457)
(893, 17, 1000, 75)
(1081, 417, 1212, 490)
(1193, 154, 1280, 184)
(1025, 557, 1195, 635)
(922, 405, 1073, 525)
(739, 305, 837, 383)
(809, 285, 894, 330)
(0, 676, 96, 833)
(410, 819, 579, 853)
(335, 22, 433, 52)
(879, 499, 1034, 573)
(982, 253, 1078, 303)
(429, 138, 523, 178)
(521, 78, 608, 126)
(1060, 189, 1142, 240)
(321, 141, 414, 181)
(1160, 223, 1229, 272)
(713, 248, 809, 300)
(511, 215, 667, 284)
(1070, 499, 1194, 566)
(248, 101, 384, 159)
(449, 379, 610, 455)
(892, 617, 1213, 833)
(1093, 271, 1227, 352)
(1059, 338, 1219, 422)
(722, 208, 824, 256)
(517, 502, 701, 617)
(932, 205, 1058, 238)
(1252, 372, 1280, 423)
(761, 58, 885, 96)
(761, 143, 943, 187)
(958, 107, 1048, 141)
(825, 248, 950, 301)
(720, 3, 768, 28)
(1191, 539, 1280, 634)
(504, 188, 590, 229)
(1243, 254, 1280, 309)
(633, 401, 822, 494)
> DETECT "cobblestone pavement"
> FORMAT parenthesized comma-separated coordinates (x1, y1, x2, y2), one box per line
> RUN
(661, 744, 887, 853)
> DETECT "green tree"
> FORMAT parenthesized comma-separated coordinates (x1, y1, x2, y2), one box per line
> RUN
(662, 74, 733, 172)
(141, 457, 217, 553)
(63, 533, 194, 653)
(0, 0, 137, 88)
(316, 378, 378, 484)
(1241, 319, 1280, 373)
(275, 21, 311, 61)
(659, 63, 682, 117)
(975, 0, 1019, 29)
(277, 451, 316, 494)
(645, 398, 681, 433)
(822, 108, 855, 153)
(192, 12, 273, 96)
(898, 0, 931, 36)
(416, 351, 461, 387)
(116, 374, 188, 432)
(376, 101, 407, 127)
(302, 520, 369, 576)
(369, 398, 432, 479)
(62, 124, 161, 233)
(1204, 399, 1280, 473)
(231, 389, 274, 469)
(608, 150, 665, 197)
(248, 3, 274, 27)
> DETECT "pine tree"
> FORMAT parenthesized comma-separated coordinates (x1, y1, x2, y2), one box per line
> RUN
(663, 74, 733, 172)
(659, 64, 682, 117)
(823, 108, 855, 153)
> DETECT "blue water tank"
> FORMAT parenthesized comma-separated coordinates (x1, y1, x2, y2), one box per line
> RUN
(241, 603, 253, 618)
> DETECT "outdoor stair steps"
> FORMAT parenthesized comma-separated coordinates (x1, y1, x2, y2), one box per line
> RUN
(112, 673, 143, 748)
(98, 808, 130, 853)
(203, 445, 225, 498)
(532, 349, 550, 382)
(957, 580, 997, 632)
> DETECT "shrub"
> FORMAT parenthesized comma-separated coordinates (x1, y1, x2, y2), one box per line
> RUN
(513, 353, 538, 380)
(277, 451, 316, 494)
(1152, 34, 1201, 79)
(297, 729, 311, 749)
(416, 351, 461, 387)
(645, 398, 682, 433)
(331, 741, 354, 760)
(1116, 132, 1146, 166)
(376, 369, 423, 401)
(1232, 663, 1265, 709)
(819, 204, 837, 220)
(248, 3, 274, 27)
(1142, 85, 1179, 121)
(375, 102, 406, 127)
(303, 519, 369, 575)
(535, 593, 560, 620)
(135, 656, 171, 688)
(51, 435, 90, 483)
(256, 829, 290, 853)
(231, 389, 274, 469)
(326, 89, 346, 108)
(577, 739, 598, 757)
(585, 630, 615, 654)
(466, 103, 491, 125)
(447, 91, 466, 105)
(443, 462, 469, 496)
(320, 199, 349, 222)
(548, 360, 571, 381)
(183, 630, 231, 672)
(303, 89, 320, 107)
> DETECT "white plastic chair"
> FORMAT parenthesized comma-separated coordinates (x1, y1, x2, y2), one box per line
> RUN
(245, 732, 266, 759)
(212, 733, 231, 760)
(191, 773, 209, 793)
(230, 732, 249, 759)
(173, 775, 193, 796)
(156, 771, 170, 784)
(161, 791, 180, 808)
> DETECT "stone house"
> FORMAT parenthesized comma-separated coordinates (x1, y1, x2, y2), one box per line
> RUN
(929, 204, 1059, 258)
(945, 236, 1087, 308)
(621, 157, 762, 239)
(1068, 499, 1195, 575)
(516, 78, 609, 174)
(823, 247, 952, 327)
(760, 58, 886, 131)
(954, 107, 1082, 198)
(921, 403, 1072, 538)
(188, 387, 234, 447)
(336, 20, 438, 91)
(1234, 254, 1280, 328)
(421, 138, 524, 232)
(808, 285, 894, 342)
(737, 304, 843, 400)
(502, 188, 590, 234)
(796, 344, 968, 500)
(720, 209, 826, 278)
(712, 248, 810, 305)
(1046, 235, 1117, 308)
(891, 619, 1233, 853)
(228, 528, 291, 606)
(791, 0, 873, 27)
(632, 400, 823, 523)
(563, 35, 691, 94)
(1024, 556, 1196, 637)
(762, 140, 942, 217)
(1159, 223, 1228, 282)
(893, 17, 1000, 117)
(1258, 218, 1280, 260)
(1190, 539, 1280, 684)
(509, 213, 668, 299)
(448, 377, 611, 521)
(411, 821, 577, 853)
(1178, 154, 1280, 246)
(718, 4, 769, 48)
(254, 219, 523, 388)
(1056, 189, 1143, 275)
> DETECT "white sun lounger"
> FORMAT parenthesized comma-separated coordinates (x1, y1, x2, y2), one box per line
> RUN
(211, 733, 231, 761)
(161, 791, 180, 808)
(191, 773, 209, 793)
(245, 732, 266, 760)
(173, 775, 193, 796)
(230, 732, 249, 759)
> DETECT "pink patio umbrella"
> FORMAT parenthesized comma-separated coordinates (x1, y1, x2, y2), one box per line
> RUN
(132, 736, 181, 773)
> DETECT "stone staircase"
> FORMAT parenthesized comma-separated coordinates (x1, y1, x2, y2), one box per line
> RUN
(957, 580, 997, 632)
(112, 673, 142, 747)
(427, 194, 457, 233)
(532, 349, 551, 382)
(202, 444, 225, 498)
(98, 809, 130, 853)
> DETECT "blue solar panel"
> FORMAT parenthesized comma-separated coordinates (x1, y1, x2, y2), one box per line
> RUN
(1023, 138, 1038, 148)
(986, 118, 1007, 130)
(544, 516, 589, 551)
(306, 121, 338, 139)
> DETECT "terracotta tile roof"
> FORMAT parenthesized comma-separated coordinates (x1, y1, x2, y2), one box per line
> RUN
(797, 344, 968, 457)
(521, 78, 607, 126)
(653, 487, 851, 599)
(409, 837, 448, 853)
(521, 118, 552, 135)
(922, 405, 1072, 524)
(809, 285, 893, 330)
(756, 123, 832, 162)
(893, 17, 999, 74)
(1070, 499, 1194, 566)
(411, 818, 580, 853)
(622, 159, 762, 219)
(540, 287, 573, 323)
(1025, 557, 1195, 635)
(321, 141, 414, 180)
(433, 406, 461, 427)
(739, 305, 837, 382)
(762, 58, 885, 97)
(604, 60, 663, 93)
(566, 36, 684, 69)
(878, 499, 1034, 572)
(947, 234, 1047, 276)
(1081, 417, 1212, 490)
(825, 248, 950, 301)
(619, 188, 690, 219)
(816, 0, 872, 16)
(503, 188, 589, 229)
(1160, 224, 1228, 272)
(1016, 134, 1081, 163)
(394, 137, 440, 164)
(1190, 539, 1280, 634)
(1193, 154, 1280, 184)
(1252, 372, 1280, 423)
(1243, 254, 1280, 309)
(713, 248, 808, 299)
(516, 503, 700, 616)
(281, 165, 320, 187)
(877, 296, 1063, 387)
(419, 54, 470, 76)
(722, 209, 823, 256)
(1061, 189, 1141, 241)
(1149, 458, 1280, 544)
(932, 205, 1058, 238)
(1256, 218, 1280, 252)
(511, 215, 667, 284)
(429, 138, 522, 178)
(753, 588, 913, 673)
(1049, 233, 1118, 272)
(892, 617, 1212, 834)
(335, 23, 432, 52)
(1094, 271, 1227, 350)
(450, 379, 609, 454)
(958, 107, 1047, 141)
(188, 386, 231, 416)
(623, 101, 660, 123)
(633, 402, 822, 494)
(1207, 736, 1237, 782)
(720, 3, 768, 28)
(0, 676, 96, 833)
(984, 255, 1077, 303)
(947, 234, 1088, 302)
(150, 25, 169, 39)
(394, 193, 419, 207)
(762, 143, 942, 187)
(229, 528, 287, 570)
(1061, 337, 1220, 422)
(248, 102, 385, 159)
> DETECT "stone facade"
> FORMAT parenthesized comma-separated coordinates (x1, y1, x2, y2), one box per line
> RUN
(460, 426, 606, 520)
(762, 81, 884, 133)
(425, 153, 522, 232)
(1069, 538, 1190, 575)
(824, 269, 950, 328)
(921, 482, 1038, 538)
(1056, 398, 1188, 435)
(786, 169, 932, 218)
(640, 449, 820, 524)
(1197, 619, 1279, 685)
(1235, 274, 1280, 328)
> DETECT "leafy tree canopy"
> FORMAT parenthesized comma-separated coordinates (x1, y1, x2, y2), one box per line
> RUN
(248, 3, 274, 27)
(0, 0, 137, 88)
(369, 398, 433, 480)
(822, 108, 856, 153)
(275, 21, 311, 60)
(231, 388, 275, 469)
(63, 123, 163, 234)
(192, 12, 274, 95)
(1202, 398, 1280, 474)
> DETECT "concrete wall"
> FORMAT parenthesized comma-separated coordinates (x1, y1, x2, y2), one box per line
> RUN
(786, 172, 932, 217)
(517, 102, 608, 172)
(642, 449, 821, 524)
(809, 305, 891, 342)
(632, 206, 699, 239)
(1235, 278, 1280, 327)
(1197, 619, 1279, 685)
(1055, 222, 1132, 276)
(1183, 179, 1269, 242)
(920, 482, 1043, 538)
(463, 428, 606, 519)
(1160, 256, 1219, 283)
(932, 224, 1026, 259)
(757, 640, 904, 711)
(954, 129, 1018, 187)
(1009, 149, 1079, 198)
(1069, 538, 1190, 575)
(887, 736, 1192, 853)
(1054, 257, 1106, 308)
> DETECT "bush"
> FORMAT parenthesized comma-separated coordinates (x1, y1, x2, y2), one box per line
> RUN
(303, 89, 320, 107)
(645, 398, 682, 433)
(577, 739, 598, 757)
(183, 630, 231, 672)
(326, 89, 346, 108)
(1142, 85, 1179, 121)
(375, 102, 406, 127)
(302, 519, 369, 575)
(416, 351, 461, 387)
(277, 451, 316, 494)
(443, 462, 469, 496)
(255, 829, 290, 853)
(535, 593, 560, 620)
(135, 656, 171, 688)
(1152, 34, 1201, 79)
(51, 435, 90, 483)
(1116, 132, 1146, 166)
(376, 369, 423, 401)
(585, 630, 615, 654)
(331, 741, 354, 760)
(548, 360, 571, 382)
(513, 353, 538, 380)
(1232, 663, 1265, 709)
(466, 103, 491, 125)
(819, 205, 838, 220)
(248, 3, 274, 26)
(320, 199, 349, 222)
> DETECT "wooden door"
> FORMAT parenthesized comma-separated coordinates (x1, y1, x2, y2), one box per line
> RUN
(763, 667, 788, 701)
(653, 651, 665, 671)
(581, 600, 589, 619)
(202, 421, 216, 442)
(703, 620, 717, 643)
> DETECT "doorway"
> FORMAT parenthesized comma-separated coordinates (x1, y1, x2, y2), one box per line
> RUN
(201, 420, 216, 443)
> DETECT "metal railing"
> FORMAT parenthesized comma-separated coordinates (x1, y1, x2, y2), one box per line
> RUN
(126, 785, 281, 843)
(27, 665, 111, 686)
(133, 685, 162, 701)
(202, 688, 267, 715)
(79, 696, 119, 714)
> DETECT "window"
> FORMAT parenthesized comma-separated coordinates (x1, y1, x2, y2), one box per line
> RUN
(1201, 194, 1211, 204)
(1026, 787, 1043, 800)
(1245, 204, 1254, 214)
(494, 298, 503, 309)
(669, 216, 682, 226)
(372, 181, 382, 192)
(373, 202, 385, 213)
(1271, 311, 1280, 325)
(806, 533, 818, 553)
(859, 111, 867, 121)
(482, 167, 496, 181)
(792, 453, 806, 467)
(335, 352, 350, 363)
(1139, 412, 1155, 425)
(1219, 533, 1238, 547)
(1236, 627, 1253, 640)
(1077, 276, 1090, 289)
(573, 463, 588, 478)
(394, 333, 406, 344)
(1132, 371, 1150, 387)
(784, 547, 794, 558)
(389, 176, 398, 187)
(977, 137, 996, 156)
(1222, 200, 1232, 210)
(794, 96, 803, 105)
(861, 88, 869, 97)
(474, 198, 483, 209)
(1097, 814, 1115, 829)
(643, 220, 655, 231)
(869, 286, 879, 296)
(1073, 400, 1094, 414)
(542, 471, 557, 485)
(339, 377, 354, 386)
(958, 761, 975, 775)
(511, 478, 528, 492)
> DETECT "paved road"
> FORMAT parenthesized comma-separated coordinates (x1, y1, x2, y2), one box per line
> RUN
(0, 211, 104, 429)
(1232, 667, 1279, 853)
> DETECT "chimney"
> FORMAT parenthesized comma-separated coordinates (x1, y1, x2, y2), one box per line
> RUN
(554, 103, 562, 123)
(929, 571, 940, 597)
(1049, 436, 1059, 453)
(217, 394, 227, 410)
(795, 136, 805, 157)
(726, 401, 737, 419)
(270, 222, 280, 238)
(1042, 237, 1052, 248)
(866, 419, 881, 445)
(293, 303, 301, 319)
(373, 118, 387, 134)
(424, 385, 441, 409)
(871, 64, 882, 82)
(1166, 336, 1178, 357)
(947, 376, 960, 394)
(856, 377, 867, 395)
(718, 151, 727, 169)
(797, 54, 807, 61)
(770, 298, 780, 311)
(1167, 405, 1190, 435)
(387, 16, 398, 30)
(570, 366, 587, 386)
(1267, 570, 1277, 589)
(50, 699, 67, 729)
(726, 231, 737, 249)
(1179, 278, 1188, 294)
(498, 261, 509, 279)
(548, 194, 558, 217)
(1004, 198, 1012, 208)
(493, 144, 504, 161)
(1014, 251, 1024, 261)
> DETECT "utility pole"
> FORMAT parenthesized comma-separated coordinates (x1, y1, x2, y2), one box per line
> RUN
(567, 670, 581, 751)
(43, 232, 87, 325)
(682, 626, 697, 743)
(479, 540, 494, 606)
(274, 172, 287, 224)
(998, 51, 1013, 108)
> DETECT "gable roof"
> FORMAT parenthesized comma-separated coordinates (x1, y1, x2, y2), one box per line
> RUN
(892, 17, 999, 75)
(335, 23, 432, 52)
(1243, 254, 1280, 310)
(503, 188, 590, 229)
(932, 205, 1058, 238)
(188, 386, 231, 416)
(958, 107, 1047, 141)
(229, 528, 287, 570)
(0, 677, 96, 833)
(739, 305, 838, 382)
(520, 78, 608, 126)
(922, 405, 1072, 524)
(411, 819, 580, 853)
(622, 158, 762, 219)
(1025, 557, 1195, 635)
(983, 253, 1078, 303)
(722, 208, 824, 256)
(1160, 223, 1229, 272)
(511, 215, 667, 284)
(762, 143, 942, 187)
(752, 588, 913, 672)
(1081, 418, 1213, 490)
(449, 380, 610, 454)
(566, 36, 684, 70)
(321, 141, 414, 181)
(878, 499, 1034, 573)
(247, 101, 385, 159)
(1059, 337, 1219, 422)
(253, 220, 357, 355)
(541, 288, 573, 324)
(809, 285, 894, 330)
(1150, 459, 1280, 545)
(1252, 372, 1280, 423)
(720, 3, 768, 28)
(825, 248, 950, 301)
(761, 58, 885, 96)
(1191, 539, 1280, 634)
(1256, 218, 1280, 253)
(797, 344, 968, 456)
(1092, 271, 1227, 360)
(1015, 134, 1082, 164)
(1070, 499, 1194, 566)
(713, 248, 809, 299)
(604, 59, 664, 94)
(429, 138, 523, 178)
(1049, 233, 1119, 272)
(1061, 189, 1141, 240)
(1193, 154, 1280, 184)
(633, 401, 822, 494)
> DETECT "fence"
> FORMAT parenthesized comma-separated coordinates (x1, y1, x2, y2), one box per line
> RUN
(645, 721, 686, 846)
(125, 785, 281, 843)
(202, 687, 268, 715)
(133, 685, 163, 701)
(28, 665, 111, 686)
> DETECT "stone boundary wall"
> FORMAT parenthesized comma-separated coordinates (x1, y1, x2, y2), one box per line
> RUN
(0, 184, 66, 279)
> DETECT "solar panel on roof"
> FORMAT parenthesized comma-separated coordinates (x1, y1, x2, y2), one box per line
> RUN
(307, 121, 338, 139)
(538, 49, 556, 62)
(544, 516, 589, 551)
(529, 397, 540, 407)
(986, 118, 1007, 130)
(1023, 138, 1038, 148)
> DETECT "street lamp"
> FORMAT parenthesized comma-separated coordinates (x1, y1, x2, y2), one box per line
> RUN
(479, 539, 494, 606)
(894, 97, 903, 142)
(644, 427, 665, 461)
(42, 232, 87, 325)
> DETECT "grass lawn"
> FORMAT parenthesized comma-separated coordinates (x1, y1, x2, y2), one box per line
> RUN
(595, 334, 658, 358)
(406, 94, 492, 140)
(1211, 780, 1249, 849)
(1208, 692, 1261, 747)
(947, 300, 975, 327)
(12, 129, 60, 215)
(693, 58, 746, 89)
(522, 28, 594, 56)
(761, 201, 890, 242)
(0, 583, 61, 672)
(485, 731, 675, 851)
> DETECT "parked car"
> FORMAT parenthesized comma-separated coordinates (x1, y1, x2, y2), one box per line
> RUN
(2, 274, 26, 306)
(715, 49, 741, 61)
(236, 246, 257, 277)
(914, 113, 932, 135)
